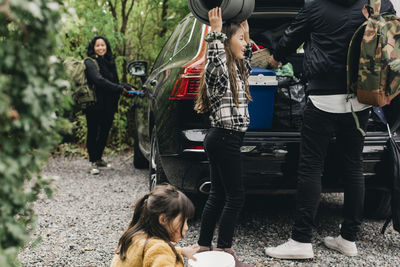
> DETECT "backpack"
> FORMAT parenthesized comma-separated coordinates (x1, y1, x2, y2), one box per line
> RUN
(347, 0, 400, 107)
(63, 57, 99, 110)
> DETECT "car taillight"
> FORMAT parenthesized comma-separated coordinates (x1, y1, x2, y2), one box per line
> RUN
(187, 145, 204, 150)
(183, 145, 205, 153)
(169, 58, 205, 99)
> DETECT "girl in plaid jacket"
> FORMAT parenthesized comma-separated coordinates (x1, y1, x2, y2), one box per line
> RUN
(194, 7, 253, 267)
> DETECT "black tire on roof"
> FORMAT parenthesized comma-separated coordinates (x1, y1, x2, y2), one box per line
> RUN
(188, 0, 255, 25)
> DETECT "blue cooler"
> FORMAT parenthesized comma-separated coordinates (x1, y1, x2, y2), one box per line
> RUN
(248, 67, 278, 130)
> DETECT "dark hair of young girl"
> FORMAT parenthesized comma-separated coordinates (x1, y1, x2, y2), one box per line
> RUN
(117, 184, 195, 262)
(195, 22, 252, 114)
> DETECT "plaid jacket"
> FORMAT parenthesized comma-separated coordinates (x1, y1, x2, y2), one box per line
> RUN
(205, 40, 252, 132)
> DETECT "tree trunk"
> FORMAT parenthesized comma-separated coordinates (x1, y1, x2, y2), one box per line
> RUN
(159, 0, 169, 38)
(107, 0, 135, 83)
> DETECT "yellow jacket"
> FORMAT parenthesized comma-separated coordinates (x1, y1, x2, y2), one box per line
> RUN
(110, 233, 184, 267)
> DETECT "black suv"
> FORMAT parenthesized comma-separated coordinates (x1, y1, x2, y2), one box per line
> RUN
(128, 0, 400, 218)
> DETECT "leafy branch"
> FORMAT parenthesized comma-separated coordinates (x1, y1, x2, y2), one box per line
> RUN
(0, 0, 29, 42)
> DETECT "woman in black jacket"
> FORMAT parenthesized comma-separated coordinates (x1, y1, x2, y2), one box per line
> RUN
(85, 35, 128, 175)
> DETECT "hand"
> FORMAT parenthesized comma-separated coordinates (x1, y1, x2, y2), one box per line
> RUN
(180, 244, 200, 261)
(9, 109, 20, 120)
(122, 88, 129, 95)
(268, 55, 282, 69)
(241, 20, 250, 43)
(208, 7, 222, 32)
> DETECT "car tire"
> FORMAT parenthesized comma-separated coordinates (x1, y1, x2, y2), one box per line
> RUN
(234, 0, 255, 22)
(364, 188, 391, 219)
(149, 127, 167, 191)
(188, 0, 254, 25)
(133, 128, 148, 169)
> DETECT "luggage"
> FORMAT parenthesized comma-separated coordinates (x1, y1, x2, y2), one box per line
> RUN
(273, 63, 306, 130)
(273, 77, 306, 130)
(248, 67, 278, 130)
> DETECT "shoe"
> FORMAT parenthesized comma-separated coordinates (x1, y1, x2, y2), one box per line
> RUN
(197, 245, 213, 253)
(215, 248, 254, 267)
(323, 235, 358, 256)
(95, 159, 111, 168)
(89, 163, 100, 175)
(264, 239, 314, 259)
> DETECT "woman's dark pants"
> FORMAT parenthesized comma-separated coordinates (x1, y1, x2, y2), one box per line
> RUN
(198, 127, 245, 249)
(292, 101, 370, 243)
(85, 108, 115, 163)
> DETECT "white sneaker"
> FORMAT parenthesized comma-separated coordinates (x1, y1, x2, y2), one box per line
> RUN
(89, 163, 100, 175)
(265, 239, 314, 259)
(323, 235, 358, 256)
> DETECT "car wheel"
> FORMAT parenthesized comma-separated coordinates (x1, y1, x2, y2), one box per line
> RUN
(233, 0, 255, 22)
(149, 127, 167, 191)
(188, 0, 254, 25)
(133, 128, 148, 169)
(364, 188, 391, 219)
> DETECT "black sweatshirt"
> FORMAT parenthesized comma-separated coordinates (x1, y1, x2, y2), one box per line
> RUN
(85, 57, 123, 114)
(273, 0, 395, 95)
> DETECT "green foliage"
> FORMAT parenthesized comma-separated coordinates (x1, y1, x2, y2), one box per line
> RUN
(0, 0, 70, 265)
(59, 0, 189, 149)
(58, 0, 123, 59)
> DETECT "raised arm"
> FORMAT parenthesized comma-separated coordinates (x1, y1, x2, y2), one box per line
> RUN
(205, 7, 229, 98)
(241, 20, 252, 77)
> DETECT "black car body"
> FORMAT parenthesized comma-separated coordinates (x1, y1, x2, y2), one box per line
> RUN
(129, 0, 400, 217)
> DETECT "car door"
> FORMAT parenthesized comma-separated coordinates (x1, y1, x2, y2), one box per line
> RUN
(135, 16, 194, 158)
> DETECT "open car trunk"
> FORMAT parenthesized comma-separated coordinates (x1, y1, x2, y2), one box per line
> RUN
(238, 9, 400, 195)
(247, 11, 400, 134)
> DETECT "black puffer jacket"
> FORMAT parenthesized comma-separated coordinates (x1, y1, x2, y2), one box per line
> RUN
(273, 0, 395, 95)
(85, 56, 124, 114)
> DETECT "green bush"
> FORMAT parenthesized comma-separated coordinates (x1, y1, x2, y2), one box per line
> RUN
(0, 0, 70, 266)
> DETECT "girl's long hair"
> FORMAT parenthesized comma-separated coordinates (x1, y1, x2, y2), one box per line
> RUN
(195, 23, 252, 114)
(117, 184, 195, 262)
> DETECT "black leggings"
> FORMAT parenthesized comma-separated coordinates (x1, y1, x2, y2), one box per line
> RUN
(85, 108, 115, 163)
(198, 127, 245, 248)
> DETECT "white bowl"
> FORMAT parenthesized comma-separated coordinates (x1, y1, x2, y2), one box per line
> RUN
(188, 251, 235, 267)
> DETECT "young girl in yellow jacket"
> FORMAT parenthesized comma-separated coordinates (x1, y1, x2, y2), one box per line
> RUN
(110, 184, 199, 267)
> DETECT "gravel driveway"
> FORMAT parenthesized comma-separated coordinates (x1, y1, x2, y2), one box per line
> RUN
(19, 155, 400, 266)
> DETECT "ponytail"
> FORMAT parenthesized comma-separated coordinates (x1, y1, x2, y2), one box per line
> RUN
(130, 194, 149, 228)
(117, 193, 149, 260)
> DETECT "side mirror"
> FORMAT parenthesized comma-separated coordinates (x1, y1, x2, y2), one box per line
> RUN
(128, 60, 148, 77)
